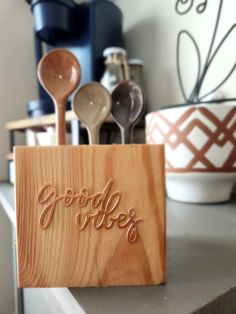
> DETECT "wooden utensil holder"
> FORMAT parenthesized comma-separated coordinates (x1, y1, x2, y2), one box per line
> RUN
(15, 144, 166, 288)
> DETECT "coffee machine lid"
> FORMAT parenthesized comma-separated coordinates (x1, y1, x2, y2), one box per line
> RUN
(103, 47, 126, 58)
(31, 0, 76, 9)
(128, 59, 144, 66)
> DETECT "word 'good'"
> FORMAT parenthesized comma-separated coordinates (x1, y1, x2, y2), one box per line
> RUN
(37, 179, 144, 243)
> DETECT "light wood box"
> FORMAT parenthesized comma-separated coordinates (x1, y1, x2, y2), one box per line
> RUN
(15, 144, 166, 288)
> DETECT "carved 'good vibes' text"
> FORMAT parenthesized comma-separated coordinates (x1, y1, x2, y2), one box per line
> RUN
(37, 179, 143, 243)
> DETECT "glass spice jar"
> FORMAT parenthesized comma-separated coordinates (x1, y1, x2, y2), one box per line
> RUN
(128, 59, 144, 89)
(128, 59, 147, 114)
(100, 47, 129, 92)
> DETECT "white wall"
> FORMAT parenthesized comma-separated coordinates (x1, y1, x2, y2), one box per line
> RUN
(115, 0, 236, 111)
(0, 0, 37, 181)
(0, 1, 37, 312)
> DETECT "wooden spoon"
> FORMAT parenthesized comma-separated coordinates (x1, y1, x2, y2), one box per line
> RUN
(111, 80, 144, 144)
(73, 82, 111, 144)
(38, 49, 81, 145)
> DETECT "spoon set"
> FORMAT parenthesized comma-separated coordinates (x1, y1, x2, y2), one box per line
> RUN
(38, 49, 144, 145)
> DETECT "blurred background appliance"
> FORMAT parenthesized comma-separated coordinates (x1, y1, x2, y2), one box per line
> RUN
(26, 0, 123, 117)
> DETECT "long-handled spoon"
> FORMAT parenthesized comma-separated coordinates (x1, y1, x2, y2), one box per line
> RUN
(38, 49, 81, 145)
(111, 80, 144, 144)
(73, 82, 111, 144)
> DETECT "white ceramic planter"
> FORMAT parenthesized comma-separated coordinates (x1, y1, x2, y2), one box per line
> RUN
(167, 173, 236, 203)
(146, 103, 236, 203)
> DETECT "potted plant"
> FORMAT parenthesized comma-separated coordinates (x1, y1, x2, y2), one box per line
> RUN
(146, 0, 236, 203)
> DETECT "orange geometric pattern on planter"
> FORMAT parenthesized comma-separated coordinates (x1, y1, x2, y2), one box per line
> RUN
(146, 106, 236, 173)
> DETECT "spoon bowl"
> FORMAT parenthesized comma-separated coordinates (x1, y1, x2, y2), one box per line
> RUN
(38, 49, 81, 145)
(73, 82, 111, 144)
(111, 80, 144, 144)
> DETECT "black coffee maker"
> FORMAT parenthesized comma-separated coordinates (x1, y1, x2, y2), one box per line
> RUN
(26, 0, 123, 117)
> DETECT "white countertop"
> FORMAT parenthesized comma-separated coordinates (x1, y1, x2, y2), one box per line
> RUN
(1, 182, 236, 314)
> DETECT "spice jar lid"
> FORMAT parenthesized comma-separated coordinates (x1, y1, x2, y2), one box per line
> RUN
(128, 59, 144, 66)
(103, 47, 127, 57)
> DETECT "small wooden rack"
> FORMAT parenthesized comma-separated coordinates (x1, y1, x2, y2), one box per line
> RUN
(6, 111, 144, 185)
(6, 110, 114, 132)
(6, 111, 144, 159)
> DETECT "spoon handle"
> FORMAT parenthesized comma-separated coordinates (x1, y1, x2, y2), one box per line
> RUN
(87, 125, 100, 145)
(54, 99, 66, 145)
(121, 125, 133, 144)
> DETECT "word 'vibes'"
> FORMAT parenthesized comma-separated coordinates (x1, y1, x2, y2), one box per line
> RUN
(37, 179, 143, 244)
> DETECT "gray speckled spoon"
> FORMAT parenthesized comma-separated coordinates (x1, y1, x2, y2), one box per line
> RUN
(72, 82, 111, 144)
(111, 80, 144, 144)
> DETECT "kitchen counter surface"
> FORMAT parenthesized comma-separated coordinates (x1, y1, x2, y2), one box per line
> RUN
(1, 182, 236, 314)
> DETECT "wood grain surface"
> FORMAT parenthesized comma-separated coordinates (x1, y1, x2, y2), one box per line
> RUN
(15, 144, 166, 288)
